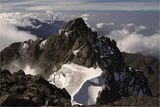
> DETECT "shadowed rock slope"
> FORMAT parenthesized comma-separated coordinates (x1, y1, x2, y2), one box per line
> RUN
(123, 52, 160, 97)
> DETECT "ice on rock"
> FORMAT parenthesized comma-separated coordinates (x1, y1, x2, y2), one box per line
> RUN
(39, 39, 47, 50)
(64, 31, 73, 37)
(73, 46, 83, 56)
(59, 28, 64, 35)
(73, 50, 79, 56)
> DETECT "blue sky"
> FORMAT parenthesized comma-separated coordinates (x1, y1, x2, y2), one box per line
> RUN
(0, 0, 159, 12)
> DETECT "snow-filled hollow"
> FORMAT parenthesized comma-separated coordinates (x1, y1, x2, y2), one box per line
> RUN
(48, 63, 106, 105)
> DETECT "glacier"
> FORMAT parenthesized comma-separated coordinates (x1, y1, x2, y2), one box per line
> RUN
(48, 63, 106, 105)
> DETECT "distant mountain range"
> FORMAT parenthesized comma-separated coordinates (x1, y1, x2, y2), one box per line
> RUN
(0, 18, 159, 106)
(17, 18, 66, 38)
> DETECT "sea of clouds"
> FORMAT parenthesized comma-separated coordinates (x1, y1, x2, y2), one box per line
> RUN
(0, 12, 159, 59)
(0, 11, 69, 50)
(106, 23, 159, 58)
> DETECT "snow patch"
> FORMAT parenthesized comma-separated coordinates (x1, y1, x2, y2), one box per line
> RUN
(39, 39, 47, 50)
(73, 50, 79, 56)
(64, 31, 72, 37)
(96, 22, 115, 28)
(48, 63, 106, 105)
(96, 23, 104, 29)
(59, 28, 64, 35)
(81, 14, 89, 21)
(73, 46, 83, 56)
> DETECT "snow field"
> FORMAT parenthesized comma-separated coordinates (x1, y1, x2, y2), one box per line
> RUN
(48, 63, 106, 105)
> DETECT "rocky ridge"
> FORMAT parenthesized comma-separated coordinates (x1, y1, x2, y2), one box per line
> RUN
(0, 18, 157, 105)
(0, 68, 71, 106)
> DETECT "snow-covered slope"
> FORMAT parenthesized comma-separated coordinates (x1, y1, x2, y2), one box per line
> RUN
(48, 63, 106, 105)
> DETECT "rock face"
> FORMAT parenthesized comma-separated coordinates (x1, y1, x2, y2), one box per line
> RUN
(95, 37, 152, 104)
(0, 69, 71, 106)
(0, 18, 157, 105)
(108, 96, 159, 106)
(0, 18, 97, 78)
(123, 53, 160, 97)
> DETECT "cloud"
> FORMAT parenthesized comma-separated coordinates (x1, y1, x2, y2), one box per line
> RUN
(135, 25, 147, 32)
(96, 22, 115, 29)
(1, 59, 39, 75)
(96, 23, 105, 29)
(81, 14, 90, 21)
(0, 0, 159, 12)
(107, 24, 159, 58)
(0, 12, 66, 27)
(0, 11, 76, 51)
(121, 23, 135, 28)
(0, 23, 37, 51)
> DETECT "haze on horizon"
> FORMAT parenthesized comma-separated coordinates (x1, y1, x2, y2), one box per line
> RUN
(0, 0, 159, 12)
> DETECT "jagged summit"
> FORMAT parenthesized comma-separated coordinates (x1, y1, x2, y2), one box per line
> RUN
(59, 17, 97, 45)
(0, 18, 154, 106)
(62, 18, 88, 32)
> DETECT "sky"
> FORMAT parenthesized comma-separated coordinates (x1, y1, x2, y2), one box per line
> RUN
(0, 0, 159, 12)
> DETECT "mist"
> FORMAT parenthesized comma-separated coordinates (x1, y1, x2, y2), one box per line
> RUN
(0, 23, 37, 51)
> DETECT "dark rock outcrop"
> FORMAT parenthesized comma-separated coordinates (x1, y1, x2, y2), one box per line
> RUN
(0, 42, 21, 66)
(95, 37, 152, 105)
(108, 96, 159, 106)
(123, 52, 160, 97)
(0, 69, 71, 106)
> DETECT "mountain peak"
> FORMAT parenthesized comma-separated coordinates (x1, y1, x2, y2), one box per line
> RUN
(59, 17, 97, 45)
(62, 18, 88, 32)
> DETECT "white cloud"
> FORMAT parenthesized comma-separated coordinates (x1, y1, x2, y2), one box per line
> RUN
(121, 23, 135, 28)
(96, 22, 115, 28)
(0, 11, 76, 51)
(0, 12, 66, 27)
(0, 0, 158, 12)
(106, 22, 115, 26)
(0, 23, 37, 51)
(81, 13, 90, 21)
(107, 24, 159, 58)
(126, 23, 135, 27)
(81, 14, 89, 18)
(96, 23, 104, 29)
(25, 1, 159, 11)
(135, 25, 147, 32)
